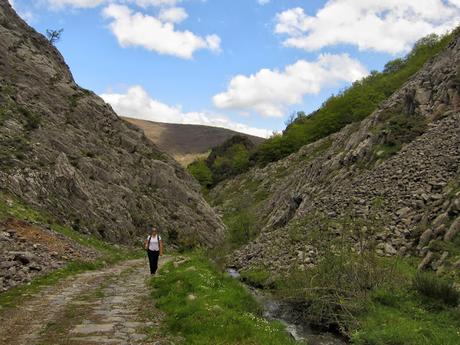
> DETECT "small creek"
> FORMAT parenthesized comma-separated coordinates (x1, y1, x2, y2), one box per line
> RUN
(227, 268, 347, 345)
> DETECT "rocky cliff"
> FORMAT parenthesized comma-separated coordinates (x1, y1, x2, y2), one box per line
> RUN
(0, 1, 225, 246)
(211, 29, 460, 275)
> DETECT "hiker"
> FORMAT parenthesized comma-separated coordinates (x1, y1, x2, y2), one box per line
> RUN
(144, 225, 164, 275)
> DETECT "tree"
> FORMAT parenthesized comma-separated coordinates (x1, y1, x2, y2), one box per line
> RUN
(187, 160, 213, 188)
(46, 29, 63, 45)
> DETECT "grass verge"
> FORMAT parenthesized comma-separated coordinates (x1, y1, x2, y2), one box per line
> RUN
(150, 253, 301, 345)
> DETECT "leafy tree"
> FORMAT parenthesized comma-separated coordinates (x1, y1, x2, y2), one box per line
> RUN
(187, 159, 213, 188)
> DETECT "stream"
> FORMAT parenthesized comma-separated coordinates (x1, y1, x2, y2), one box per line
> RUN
(227, 268, 347, 345)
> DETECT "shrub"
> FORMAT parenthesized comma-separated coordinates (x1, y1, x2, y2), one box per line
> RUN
(187, 159, 213, 188)
(413, 272, 460, 307)
(226, 210, 255, 246)
(240, 268, 272, 289)
(383, 113, 427, 147)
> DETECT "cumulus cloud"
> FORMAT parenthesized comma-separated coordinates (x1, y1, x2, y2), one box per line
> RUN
(103, 4, 221, 59)
(275, 0, 460, 54)
(213, 54, 368, 117)
(158, 6, 188, 23)
(100, 86, 271, 137)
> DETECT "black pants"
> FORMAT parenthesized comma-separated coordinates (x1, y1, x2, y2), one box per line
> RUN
(147, 250, 160, 274)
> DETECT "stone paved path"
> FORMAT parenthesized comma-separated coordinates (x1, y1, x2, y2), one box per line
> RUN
(0, 257, 170, 345)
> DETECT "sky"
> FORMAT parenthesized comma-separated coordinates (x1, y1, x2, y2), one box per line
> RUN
(9, 0, 460, 138)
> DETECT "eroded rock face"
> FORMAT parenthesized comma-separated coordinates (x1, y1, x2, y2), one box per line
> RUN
(211, 29, 460, 274)
(0, 1, 224, 246)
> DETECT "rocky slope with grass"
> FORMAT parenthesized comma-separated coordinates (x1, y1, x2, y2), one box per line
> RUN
(0, 217, 99, 292)
(0, 1, 224, 246)
(210, 29, 460, 277)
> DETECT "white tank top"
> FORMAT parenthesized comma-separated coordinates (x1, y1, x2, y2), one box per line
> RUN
(147, 235, 161, 251)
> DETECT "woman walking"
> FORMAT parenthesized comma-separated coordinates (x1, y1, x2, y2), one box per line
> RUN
(144, 225, 164, 275)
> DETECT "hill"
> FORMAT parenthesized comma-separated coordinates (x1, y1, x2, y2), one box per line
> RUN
(209, 27, 460, 342)
(122, 117, 265, 166)
(0, 1, 224, 247)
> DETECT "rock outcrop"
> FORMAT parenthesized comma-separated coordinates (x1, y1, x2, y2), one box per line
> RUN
(0, 218, 99, 292)
(0, 1, 224, 246)
(211, 28, 460, 275)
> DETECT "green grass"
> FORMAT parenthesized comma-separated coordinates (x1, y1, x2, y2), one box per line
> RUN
(350, 259, 460, 345)
(151, 253, 300, 345)
(352, 287, 460, 345)
(240, 268, 272, 289)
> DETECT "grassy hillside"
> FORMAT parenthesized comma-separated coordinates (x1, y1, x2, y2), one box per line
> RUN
(252, 30, 457, 166)
(123, 118, 265, 166)
(188, 135, 255, 189)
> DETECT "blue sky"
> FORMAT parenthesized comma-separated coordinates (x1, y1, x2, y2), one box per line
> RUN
(9, 0, 460, 137)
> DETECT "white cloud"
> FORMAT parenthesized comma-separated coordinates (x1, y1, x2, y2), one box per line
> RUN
(103, 4, 221, 59)
(213, 54, 368, 117)
(275, 1, 460, 54)
(258, 0, 270, 5)
(48, 0, 106, 9)
(158, 6, 188, 23)
(131, 0, 181, 7)
(100, 86, 271, 137)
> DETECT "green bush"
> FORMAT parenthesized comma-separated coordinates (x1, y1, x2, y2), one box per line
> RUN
(279, 249, 395, 334)
(187, 159, 213, 188)
(226, 210, 255, 246)
(383, 113, 427, 148)
(413, 272, 460, 307)
(240, 268, 272, 289)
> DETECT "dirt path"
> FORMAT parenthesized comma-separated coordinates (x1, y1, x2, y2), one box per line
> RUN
(0, 257, 171, 345)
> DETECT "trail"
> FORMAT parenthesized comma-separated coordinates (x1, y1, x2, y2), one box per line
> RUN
(0, 257, 170, 345)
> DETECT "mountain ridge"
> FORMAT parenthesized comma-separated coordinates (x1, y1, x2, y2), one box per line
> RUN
(122, 117, 265, 166)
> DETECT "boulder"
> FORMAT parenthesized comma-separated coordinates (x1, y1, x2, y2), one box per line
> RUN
(432, 212, 449, 228)
(418, 251, 434, 271)
(11, 251, 37, 265)
(444, 217, 460, 241)
(418, 229, 433, 248)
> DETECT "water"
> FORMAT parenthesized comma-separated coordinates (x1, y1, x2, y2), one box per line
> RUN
(226, 268, 347, 345)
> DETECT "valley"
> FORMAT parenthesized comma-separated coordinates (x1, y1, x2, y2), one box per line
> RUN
(0, 0, 460, 344)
